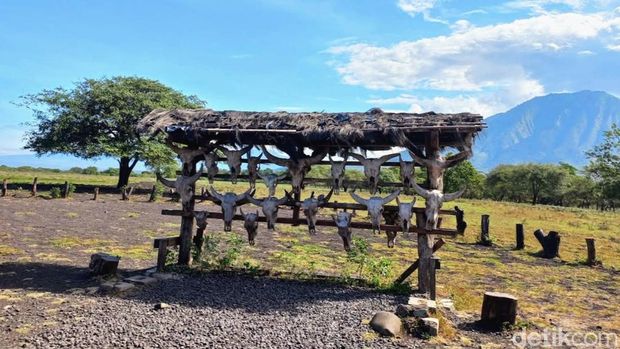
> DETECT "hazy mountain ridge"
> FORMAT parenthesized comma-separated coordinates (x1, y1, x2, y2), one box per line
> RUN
(472, 90, 620, 172)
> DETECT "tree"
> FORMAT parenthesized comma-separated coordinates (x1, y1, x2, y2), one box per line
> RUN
(444, 160, 486, 199)
(20, 76, 206, 188)
(585, 123, 620, 205)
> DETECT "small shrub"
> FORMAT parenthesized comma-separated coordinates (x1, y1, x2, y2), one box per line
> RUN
(49, 187, 62, 199)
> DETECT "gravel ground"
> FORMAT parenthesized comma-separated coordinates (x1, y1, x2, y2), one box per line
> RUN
(21, 273, 417, 349)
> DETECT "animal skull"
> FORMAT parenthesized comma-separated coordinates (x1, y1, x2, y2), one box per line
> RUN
(297, 189, 334, 234)
(328, 154, 347, 194)
(203, 151, 220, 183)
(398, 154, 415, 191)
(349, 152, 399, 194)
(218, 145, 253, 184)
(240, 208, 260, 245)
(167, 140, 217, 173)
(207, 186, 254, 231)
(247, 152, 263, 188)
(412, 181, 465, 230)
(194, 211, 208, 230)
(258, 172, 288, 197)
(261, 146, 327, 194)
(332, 211, 354, 251)
(246, 192, 291, 230)
(349, 190, 400, 234)
(156, 165, 204, 208)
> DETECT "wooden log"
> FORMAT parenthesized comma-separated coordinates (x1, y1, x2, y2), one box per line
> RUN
(148, 185, 157, 202)
(193, 227, 206, 262)
(585, 238, 599, 266)
(533, 229, 560, 258)
(89, 253, 120, 276)
(416, 212, 434, 293)
(31, 177, 38, 197)
(429, 256, 440, 301)
(455, 206, 467, 234)
(515, 224, 525, 250)
(63, 181, 70, 198)
(1, 179, 7, 197)
(479, 214, 492, 246)
(292, 191, 301, 226)
(154, 236, 180, 272)
(178, 162, 196, 265)
(93, 187, 99, 201)
(395, 239, 445, 284)
(480, 292, 518, 329)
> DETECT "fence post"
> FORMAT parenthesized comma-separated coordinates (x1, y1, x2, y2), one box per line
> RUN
(585, 238, 598, 266)
(515, 223, 525, 250)
(479, 214, 491, 246)
(93, 187, 99, 201)
(31, 177, 38, 197)
(416, 212, 433, 294)
(148, 185, 157, 202)
(63, 181, 70, 198)
(1, 179, 7, 197)
(429, 256, 440, 301)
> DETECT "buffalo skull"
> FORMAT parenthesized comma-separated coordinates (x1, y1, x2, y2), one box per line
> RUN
(247, 152, 263, 188)
(399, 154, 415, 191)
(296, 189, 334, 234)
(156, 165, 204, 208)
(412, 182, 465, 230)
(239, 208, 260, 245)
(194, 211, 209, 230)
(218, 145, 253, 184)
(261, 146, 327, 194)
(203, 151, 220, 184)
(328, 154, 348, 194)
(207, 186, 254, 231)
(350, 190, 400, 235)
(258, 172, 287, 197)
(350, 152, 399, 194)
(246, 193, 291, 230)
(332, 211, 354, 251)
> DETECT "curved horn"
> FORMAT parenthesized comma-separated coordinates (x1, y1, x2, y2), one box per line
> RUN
(328, 154, 334, 165)
(246, 193, 263, 206)
(155, 172, 176, 188)
(349, 152, 366, 164)
(443, 187, 466, 202)
(260, 145, 289, 167)
(411, 181, 431, 199)
(349, 192, 369, 206)
(236, 186, 255, 202)
(304, 148, 327, 165)
(381, 190, 401, 205)
(239, 208, 245, 216)
(241, 145, 253, 155)
(208, 186, 225, 201)
(319, 188, 334, 205)
(378, 152, 399, 164)
(409, 151, 429, 166)
(188, 164, 205, 183)
(276, 172, 288, 180)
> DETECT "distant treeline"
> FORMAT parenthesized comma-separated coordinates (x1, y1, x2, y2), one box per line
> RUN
(0, 165, 154, 177)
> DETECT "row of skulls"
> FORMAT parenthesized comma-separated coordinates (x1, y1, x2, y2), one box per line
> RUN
(158, 140, 471, 251)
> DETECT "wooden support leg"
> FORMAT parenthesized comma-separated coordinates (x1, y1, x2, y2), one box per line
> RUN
(148, 185, 157, 202)
(63, 181, 70, 198)
(416, 212, 433, 294)
(178, 162, 196, 266)
(157, 243, 168, 272)
(479, 214, 491, 245)
(515, 223, 524, 250)
(193, 227, 205, 262)
(395, 238, 445, 285)
(585, 238, 599, 266)
(31, 177, 37, 197)
(292, 191, 301, 226)
(1, 179, 7, 197)
(429, 256, 440, 301)
(93, 187, 99, 201)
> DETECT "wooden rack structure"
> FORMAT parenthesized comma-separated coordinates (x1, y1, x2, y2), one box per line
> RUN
(138, 108, 485, 293)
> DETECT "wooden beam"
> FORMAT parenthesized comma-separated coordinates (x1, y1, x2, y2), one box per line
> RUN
(160, 209, 458, 236)
(394, 238, 445, 284)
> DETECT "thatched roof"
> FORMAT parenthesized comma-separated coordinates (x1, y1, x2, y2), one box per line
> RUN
(137, 108, 485, 149)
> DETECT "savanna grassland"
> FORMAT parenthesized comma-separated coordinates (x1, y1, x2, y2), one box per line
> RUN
(0, 169, 618, 346)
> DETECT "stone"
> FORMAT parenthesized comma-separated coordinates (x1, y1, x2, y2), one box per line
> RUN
(84, 286, 99, 295)
(124, 275, 158, 285)
(154, 302, 170, 310)
(438, 298, 455, 312)
(369, 311, 403, 337)
(113, 282, 135, 293)
(99, 281, 116, 293)
(151, 272, 176, 281)
(395, 304, 430, 318)
(420, 317, 439, 336)
(89, 253, 120, 276)
(408, 296, 437, 314)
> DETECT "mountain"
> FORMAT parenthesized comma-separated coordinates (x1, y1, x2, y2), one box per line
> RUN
(472, 91, 620, 172)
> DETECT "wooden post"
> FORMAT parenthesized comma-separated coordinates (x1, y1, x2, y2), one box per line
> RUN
(585, 238, 598, 266)
(455, 205, 467, 234)
(63, 181, 70, 198)
(429, 256, 440, 301)
(479, 214, 491, 245)
(1, 179, 7, 197)
(416, 212, 433, 294)
(515, 223, 524, 250)
(193, 226, 206, 262)
(157, 242, 168, 272)
(292, 190, 301, 226)
(395, 238, 445, 284)
(148, 185, 157, 202)
(534, 229, 560, 258)
(121, 186, 133, 201)
(480, 292, 518, 329)
(93, 187, 99, 201)
(178, 162, 196, 265)
(31, 177, 38, 197)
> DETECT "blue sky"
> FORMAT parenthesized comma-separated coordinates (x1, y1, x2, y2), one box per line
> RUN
(1, 0, 619, 169)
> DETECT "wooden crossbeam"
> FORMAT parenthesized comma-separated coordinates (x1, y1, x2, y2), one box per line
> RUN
(161, 209, 458, 236)
(394, 238, 445, 285)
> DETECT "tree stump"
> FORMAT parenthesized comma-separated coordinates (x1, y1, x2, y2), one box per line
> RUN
(89, 253, 120, 276)
(148, 185, 157, 202)
(93, 187, 99, 201)
(585, 238, 600, 266)
(534, 229, 560, 258)
(478, 214, 492, 246)
(62, 181, 70, 198)
(121, 186, 133, 201)
(480, 292, 518, 329)
(455, 206, 467, 234)
(2, 179, 7, 197)
(515, 224, 525, 250)
(31, 177, 38, 197)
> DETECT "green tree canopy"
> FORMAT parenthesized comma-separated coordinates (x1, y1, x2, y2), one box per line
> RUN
(586, 123, 620, 203)
(20, 76, 206, 188)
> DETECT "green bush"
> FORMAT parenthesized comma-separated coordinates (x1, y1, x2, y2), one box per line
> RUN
(49, 187, 62, 198)
(81, 166, 98, 175)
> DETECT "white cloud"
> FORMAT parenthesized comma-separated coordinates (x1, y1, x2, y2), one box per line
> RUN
(607, 43, 620, 50)
(505, 0, 586, 14)
(397, 0, 447, 23)
(577, 49, 596, 54)
(328, 11, 618, 114)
